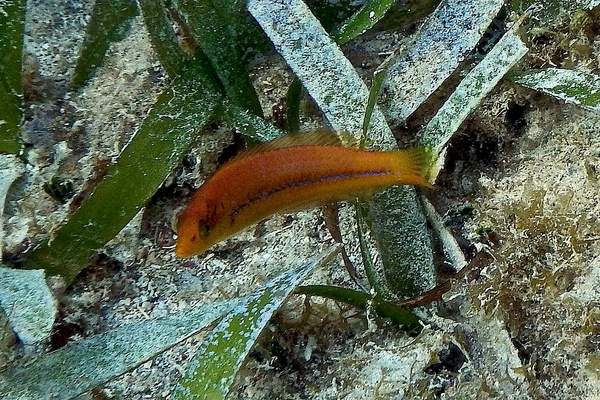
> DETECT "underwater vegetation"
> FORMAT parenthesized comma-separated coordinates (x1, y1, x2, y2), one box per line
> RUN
(0, 0, 600, 398)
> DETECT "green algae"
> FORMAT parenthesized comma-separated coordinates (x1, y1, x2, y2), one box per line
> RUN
(71, 0, 138, 89)
(511, 68, 600, 113)
(174, 0, 263, 116)
(296, 284, 422, 332)
(0, 0, 25, 154)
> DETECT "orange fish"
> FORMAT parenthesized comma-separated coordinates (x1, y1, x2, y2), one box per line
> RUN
(174, 133, 433, 258)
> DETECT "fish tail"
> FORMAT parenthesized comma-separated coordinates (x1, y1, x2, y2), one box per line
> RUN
(393, 146, 437, 188)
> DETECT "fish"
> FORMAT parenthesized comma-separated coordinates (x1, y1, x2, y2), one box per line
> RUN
(174, 132, 434, 258)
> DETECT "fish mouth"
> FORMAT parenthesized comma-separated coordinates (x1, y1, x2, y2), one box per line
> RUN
(175, 239, 211, 258)
(174, 242, 194, 258)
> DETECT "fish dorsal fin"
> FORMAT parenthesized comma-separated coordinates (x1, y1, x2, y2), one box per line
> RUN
(236, 131, 360, 160)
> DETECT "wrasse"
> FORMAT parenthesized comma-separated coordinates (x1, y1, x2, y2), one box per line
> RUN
(174, 133, 434, 258)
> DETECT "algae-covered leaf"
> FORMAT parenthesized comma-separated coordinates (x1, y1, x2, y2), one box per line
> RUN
(509, 0, 600, 19)
(173, 246, 340, 400)
(296, 285, 422, 332)
(286, 78, 302, 133)
(362, 0, 505, 295)
(366, 186, 434, 295)
(355, 201, 393, 297)
(421, 198, 467, 271)
(332, 0, 396, 45)
(174, 0, 263, 116)
(138, 0, 190, 78)
(22, 60, 222, 283)
(221, 101, 283, 144)
(0, 298, 237, 400)
(360, 7, 526, 296)
(363, 66, 387, 138)
(72, 0, 138, 89)
(304, 0, 362, 33)
(0, 156, 22, 259)
(379, 0, 504, 126)
(248, 0, 395, 148)
(511, 68, 600, 113)
(0, 0, 25, 154)
(0, 267, 56, 345)
(207, 0, 272, 61)
(374, 0, 441, 32)
(419, 25, 529, 156)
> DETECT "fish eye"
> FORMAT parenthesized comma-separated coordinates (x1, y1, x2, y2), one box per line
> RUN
(198, 220, 211, 236)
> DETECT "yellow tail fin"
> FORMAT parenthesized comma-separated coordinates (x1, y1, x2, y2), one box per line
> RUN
(394, 146, 437, 188)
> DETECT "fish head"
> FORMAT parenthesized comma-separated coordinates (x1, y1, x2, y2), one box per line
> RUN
(174, 198, 218, 258)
